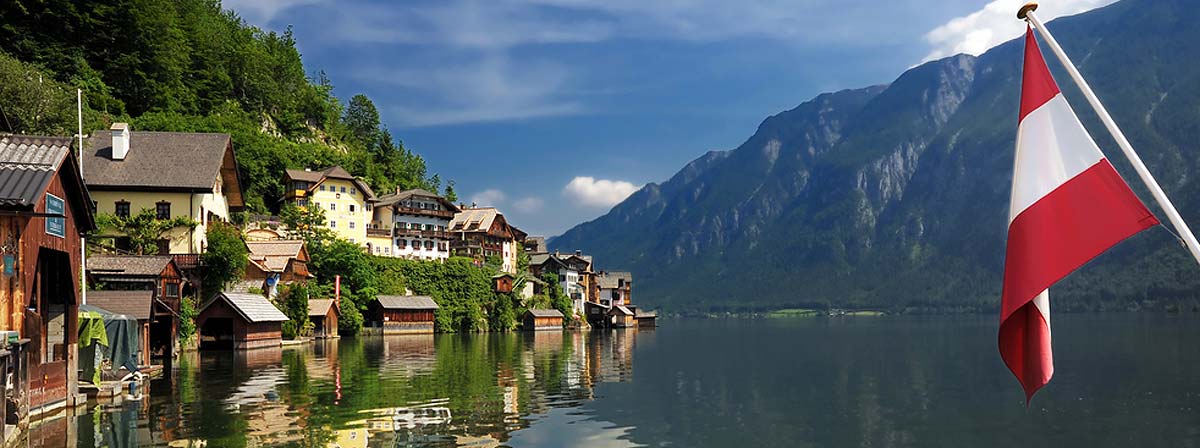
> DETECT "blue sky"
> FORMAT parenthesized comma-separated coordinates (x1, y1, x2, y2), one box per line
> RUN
(224, 0, 1116, 236)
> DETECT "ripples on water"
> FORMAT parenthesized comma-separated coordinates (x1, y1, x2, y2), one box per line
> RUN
(20, 315, 1200, 447)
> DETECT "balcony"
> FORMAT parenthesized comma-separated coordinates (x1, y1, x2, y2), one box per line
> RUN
(367, 228, 392, 238)
(393, 206, 455, 219)
(172, 253, 204, 270)
(394, 228, 451, 239)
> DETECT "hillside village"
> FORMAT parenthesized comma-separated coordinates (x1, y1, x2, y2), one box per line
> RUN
(0, 127, 655, 429)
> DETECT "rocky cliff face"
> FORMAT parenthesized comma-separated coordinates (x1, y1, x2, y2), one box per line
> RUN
(553, 0, 1200, 312)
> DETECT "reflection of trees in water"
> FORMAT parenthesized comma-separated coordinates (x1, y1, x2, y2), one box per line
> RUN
(67, 328, 642, 447)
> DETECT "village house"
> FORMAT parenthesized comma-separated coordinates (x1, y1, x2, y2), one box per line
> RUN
(86, 255, 185, 360)
(368, 189, 459, 260)
(84, 124, 244, 257)
(0, 135, 96, 414)
(634, 308, 658, 328)
(598, 271, 633, 308)
(196, 292, 288, 350)
(367, 295, 439, 334)
(307, 299, 339, 339)
(529, 253, 585, 314)
(282, 166, 376, 245)
(449, 208, 526, 273)
(243, 240, 312, 298)
(523, 309, 564, 331)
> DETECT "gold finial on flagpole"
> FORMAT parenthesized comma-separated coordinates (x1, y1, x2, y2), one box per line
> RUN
(1017, 2, 1039, 20)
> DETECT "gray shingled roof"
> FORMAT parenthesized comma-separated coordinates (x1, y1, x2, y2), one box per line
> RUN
(375, 295, 439, 310)
(598, 272, 632, 289)
(0, 135, 70, 208)
(86, 290, 153, 320)
(84, 130, 231, 191)
(526, 309, 563, 318)
(635, 309, 657, 318)
(308, 299, 337, 317)
(610, 305, 634, 316)
(203, 292, 288, 323)
(87, 255, 173, 277)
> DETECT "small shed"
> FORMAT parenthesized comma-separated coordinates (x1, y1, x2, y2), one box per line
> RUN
(308, 299, 340, 339)
(634, 309, 658, 328)
(492, 273, 515, 293)
(608, 305, 635, 328)
(196, 292, 288, 349)
(84, 290, 159, 367)
(369, 295, 439, 334)
(523, 309, 564, 331)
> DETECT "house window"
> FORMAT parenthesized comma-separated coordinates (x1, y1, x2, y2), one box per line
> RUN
(329, 220, 337, 228)
(424, 240, 434, 250)
(351, 188, 357, 195)
(366, 204, 372, 211)
(341, 186, 347, 193)
(399, 239, 407, 248)
(350, 238, 355, 243)
(349, 204, 356, 213)
(156, 201, 171, 219)
(115, 201, 131, 218)
(320, 185, 326, 191)
(330, 203, 337, 211)
(384, 247, 390, 254)
(293, 181, 307, 191)
(349, 221, 356, 229)
(298, 199, 309, 207)
(165, 283, 180, 298)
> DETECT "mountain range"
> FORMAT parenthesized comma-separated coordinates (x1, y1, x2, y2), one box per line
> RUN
(551, 0, 1200, 313)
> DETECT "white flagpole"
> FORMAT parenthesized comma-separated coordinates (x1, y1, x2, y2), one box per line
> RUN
(1020, 3, 1200, 268)
(78, 88, 87, 305)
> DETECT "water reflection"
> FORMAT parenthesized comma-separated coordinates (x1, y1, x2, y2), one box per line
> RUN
(35, 328, 645, 447)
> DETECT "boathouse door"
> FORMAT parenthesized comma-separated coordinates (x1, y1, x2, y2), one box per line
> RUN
(28, 249, 73, 409)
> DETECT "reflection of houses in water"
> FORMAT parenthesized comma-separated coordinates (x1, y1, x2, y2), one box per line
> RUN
(375, 335, 437, 377)
(588, 329, 635, 384)
(328, 428, 368, 448)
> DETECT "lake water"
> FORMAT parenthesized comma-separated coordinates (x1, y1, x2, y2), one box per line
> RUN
(20, 314, 1200, 447)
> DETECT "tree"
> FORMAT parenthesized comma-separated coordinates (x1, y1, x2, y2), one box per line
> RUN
(343, 94, 379, 144)
(277, 282, 313, 339)
(201, 221, 248, 298)
(0, 52, 74, 135)
(280, 203, 332, 247)
(444, 180, 458, 203)
(542, 273, 572, 320)
(95, 209, 198, 255)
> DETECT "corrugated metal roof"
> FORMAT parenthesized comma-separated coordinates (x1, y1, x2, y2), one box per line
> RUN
(204, 292, 288, 323)
(86, 290, 153, 320)
(0, 135, 70, 208)
(308, 299, 336, 317)
(526, 309, 563, 318)
(84, 131, 230, 191)
(375, 295, 439, 310)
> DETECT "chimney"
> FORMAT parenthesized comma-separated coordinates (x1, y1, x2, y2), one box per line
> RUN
(110, 123, 130, 160)
(575, 250, 582, 256)
(304, 168, 312, 172)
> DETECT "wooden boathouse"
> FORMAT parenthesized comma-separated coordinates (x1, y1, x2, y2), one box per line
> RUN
(0, 136, 96, 416)
(368, 295, 438, 334)
(196, 292, 288, 349)
(308, 299, 340, 338)
(86, 255, 184, 361)
(523, 309, 564, 331)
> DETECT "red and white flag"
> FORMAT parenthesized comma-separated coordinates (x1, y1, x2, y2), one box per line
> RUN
(1000, 27, 1159, 401)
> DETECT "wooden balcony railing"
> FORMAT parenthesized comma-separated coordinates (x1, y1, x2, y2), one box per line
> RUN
(394, 228, 451, 239)
(367, 228, 392, 237)
(172, 254, 204, 270)
(393, 206, 455, 219)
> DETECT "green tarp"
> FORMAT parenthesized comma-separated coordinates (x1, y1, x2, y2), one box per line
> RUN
(78, 305, 140, 385)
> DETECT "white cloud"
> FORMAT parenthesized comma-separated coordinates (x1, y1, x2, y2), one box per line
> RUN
(513, 197, 546, 213)
(562, 177, 640, 208)
(922, 0, 1118, 62)
(357, 53, 582, 127)
(223, 0, 325, 24)
(469, 189, 507, 207)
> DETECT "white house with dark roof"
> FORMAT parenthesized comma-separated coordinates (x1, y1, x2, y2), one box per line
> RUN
(84, 123, 243, 254)
(369, 188, 460, 260)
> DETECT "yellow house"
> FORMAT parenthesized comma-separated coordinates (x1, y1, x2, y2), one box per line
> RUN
(84, 123, 244, 254)
(283, 166, 376, 245)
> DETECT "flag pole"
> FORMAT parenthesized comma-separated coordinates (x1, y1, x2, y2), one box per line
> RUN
(1020, 2, 1200, 268)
